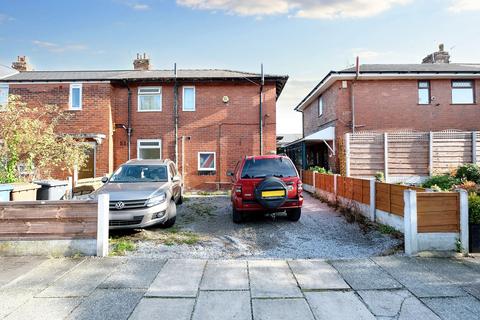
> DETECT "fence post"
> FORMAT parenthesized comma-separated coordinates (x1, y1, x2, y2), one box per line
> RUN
(333, 174, 338, 195)
(384, 133, 389, 182)
(345, 133, 351, 177)
(429, 132, 434, 176)
(312, 171, 316, 191)
(473, 131, 477, 164)
(369, 179, 376, 222)
(404, 189, 418, 256)
(97, 193, 110, 257)
(67, 176, 73, 200)
(459, 189, 469, 255)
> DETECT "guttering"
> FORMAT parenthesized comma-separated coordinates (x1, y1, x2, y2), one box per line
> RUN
(295, 71, 480, 112)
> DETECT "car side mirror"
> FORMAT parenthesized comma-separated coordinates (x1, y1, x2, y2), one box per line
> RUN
(226, 170, 234, 177)
(172, 175, 181, 182)
(101, 177, 109, 183)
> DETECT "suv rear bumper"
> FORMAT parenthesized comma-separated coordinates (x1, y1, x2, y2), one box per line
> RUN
(234, 197, 303, 212)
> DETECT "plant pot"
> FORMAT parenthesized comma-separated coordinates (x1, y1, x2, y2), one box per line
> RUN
(10, 183, 41, 201)
(0, 184, 13, 202)
(470, 224, 480, 253)
(34, 180, 69, 200)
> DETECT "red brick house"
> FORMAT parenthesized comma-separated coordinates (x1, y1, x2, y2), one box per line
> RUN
(0, 55, 288, 190)
(287, 46, 480, 172)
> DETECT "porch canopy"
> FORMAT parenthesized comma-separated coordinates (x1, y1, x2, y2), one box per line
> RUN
(303, 126, 335, 155)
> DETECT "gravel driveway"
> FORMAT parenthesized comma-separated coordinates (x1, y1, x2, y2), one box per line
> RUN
(112, 192, 402, 259)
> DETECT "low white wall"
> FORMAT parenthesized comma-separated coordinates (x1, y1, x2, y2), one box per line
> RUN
(417, 233, 459, 252)
(0, 239, 97, 256)
(375, 209, 404, 233)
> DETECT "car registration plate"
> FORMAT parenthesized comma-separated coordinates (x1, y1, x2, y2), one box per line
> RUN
(262, 190, 285, 198)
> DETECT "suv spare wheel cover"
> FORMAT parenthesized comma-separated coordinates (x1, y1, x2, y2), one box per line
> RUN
(254, 177, 288, 209)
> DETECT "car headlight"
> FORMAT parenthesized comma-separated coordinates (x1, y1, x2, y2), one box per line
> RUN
(146, 193, 166, 207)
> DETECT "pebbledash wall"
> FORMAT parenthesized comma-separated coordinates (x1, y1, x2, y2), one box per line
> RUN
(8, 82, 278, 190)
(302, 170, 470, 255)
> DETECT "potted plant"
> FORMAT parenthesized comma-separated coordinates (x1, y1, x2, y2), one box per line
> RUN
(469, 193, 480, 253)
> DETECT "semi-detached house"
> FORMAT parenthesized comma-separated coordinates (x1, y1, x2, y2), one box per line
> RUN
(0, 55, 288, 190)
(288, 45, 480, 174)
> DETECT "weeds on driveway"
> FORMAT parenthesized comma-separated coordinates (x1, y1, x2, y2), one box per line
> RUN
(110, 238, 136, 256)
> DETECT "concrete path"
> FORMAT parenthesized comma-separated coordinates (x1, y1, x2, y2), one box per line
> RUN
(1, 256, 480, 319)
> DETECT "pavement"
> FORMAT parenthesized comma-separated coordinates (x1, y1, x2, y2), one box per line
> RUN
(1, 255, 480, 319)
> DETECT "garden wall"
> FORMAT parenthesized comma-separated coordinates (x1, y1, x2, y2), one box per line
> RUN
(0, 195, 109, 256)
(302, 170, 469, 255)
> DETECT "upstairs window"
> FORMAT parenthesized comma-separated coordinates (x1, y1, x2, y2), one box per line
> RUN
(198, 152, 216, 171)
(69, 83, 82, 110)
(318, 96, 323, 116)
(0, 84, 8, 111)
(138, 87, 162, 111)
(137, 139, 162, 159)
(418, 81, 430, 105)
(183, 86, 196, 111)
(452, 80, 474, 104)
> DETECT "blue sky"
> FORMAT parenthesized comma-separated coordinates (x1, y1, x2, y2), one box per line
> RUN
(1, 0, 479, 134)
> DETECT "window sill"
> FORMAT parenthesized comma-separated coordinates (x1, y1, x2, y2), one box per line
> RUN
(137, 110, 162, 112)
(182, 109, 196, 112)
(67, 108, 82, 111)
(450, 103, 477, 106)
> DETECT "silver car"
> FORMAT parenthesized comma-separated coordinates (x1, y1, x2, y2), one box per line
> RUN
(94, 159, 183, 229)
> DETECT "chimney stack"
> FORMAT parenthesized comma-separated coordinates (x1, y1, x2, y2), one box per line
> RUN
(422, 44, 450, 64)
(11, 56, 32, 72)
(133, 53, 150, 70)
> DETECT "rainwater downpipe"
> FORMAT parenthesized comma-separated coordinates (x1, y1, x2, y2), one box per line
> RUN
(125, 81, 132, 160)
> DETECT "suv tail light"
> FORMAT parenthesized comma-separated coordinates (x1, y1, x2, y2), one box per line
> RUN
(235, 184, 242, 196)
(297, 180, 303, 195)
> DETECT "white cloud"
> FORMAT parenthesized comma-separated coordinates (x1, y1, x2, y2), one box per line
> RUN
(448, 0, 480, 12)
(33, 40, 88, 53)
(0, 13, 14, 24)
(352, 49, 381, 60)
(176, 0, 412, 19)
(132, 3, 150, 10)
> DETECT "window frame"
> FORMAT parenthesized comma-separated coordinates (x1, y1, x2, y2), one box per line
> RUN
(317, 96, 323, 117)
(0, 84, 8, 111)
(182, 86, 196, 111)
(198, 151, 216, 171)
(69, 83, 82, 110)
(451, 80, 475, 105)
(417, 80, 431, 105)
(137, 139, 162, 160)
(138, 86, 162, 112)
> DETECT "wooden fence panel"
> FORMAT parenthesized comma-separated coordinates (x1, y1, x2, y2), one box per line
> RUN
(375, 182, 391, 213)
(0, 201, 98, 240)
(352, 179, 363, 203)
(337, 176, 345, 197)
(327, 175, 334, 193)
(344, 178, 354, 200)
(361, 180, 370, 204)
(417, 192, 460, 233)
(350, 134, 385, 176)
(302, 170, 313, 186)
(390, 184, 408, 216)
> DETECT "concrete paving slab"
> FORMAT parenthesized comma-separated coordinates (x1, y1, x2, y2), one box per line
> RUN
(100, 258, 165, 289)
(37, 258, 119, 297)
(252, 298, 315, 320)
(358, 290, 439, 319)
(289, 260, 349, 290)
(5, 297, 82, 320)
(415, 258, 480, 286)
(2, 258, 84, 292)
(372, 256, 467, 297)
(462, 284, 480, 300)
(200, 260, 248, 290)
(422, 296, 480, 320)
(0, 288, 35, 318)
(0, 256, 46, 287)
(129, 298, 195, 320)
(330, 258, 402, 290)
(192, 291, 251, 320)
(305, 291, 375, 320)
(249, 260, 302, 298)
(67, 288, 145, 320)
(146, 259, 205, 297)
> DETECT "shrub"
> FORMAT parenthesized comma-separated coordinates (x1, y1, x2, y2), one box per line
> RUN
(455, 164, 480, 184)
(469, 194, 480, 224)
(309, 166, 332, 174)
(375, 172, 385, 182)
(422, 175, 458, 191)
(456, 180, 479, 194)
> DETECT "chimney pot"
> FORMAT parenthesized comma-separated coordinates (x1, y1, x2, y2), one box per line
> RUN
(11, 55, 31, 72)
(133, 53, 151, 70)
(422, 44, 450, 64)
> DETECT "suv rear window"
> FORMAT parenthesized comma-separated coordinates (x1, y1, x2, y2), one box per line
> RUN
(241, 158, 297, 179)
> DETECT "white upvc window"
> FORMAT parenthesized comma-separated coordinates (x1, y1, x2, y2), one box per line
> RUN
(69, 83, 82, 110)
(0, 84, 8, 111)
(418, 80, 431, 105)
(198, 152, 216, 171)
(137, 139, 162, 160)
(318, 96, 323, 116)
(138, 87, 162, 111)
(182, 86, 196, 111)
(452, 80, 475, 104)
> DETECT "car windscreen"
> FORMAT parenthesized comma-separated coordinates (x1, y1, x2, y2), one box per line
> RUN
(240, 158, 297, 179)
(109, 165, 168, 183)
